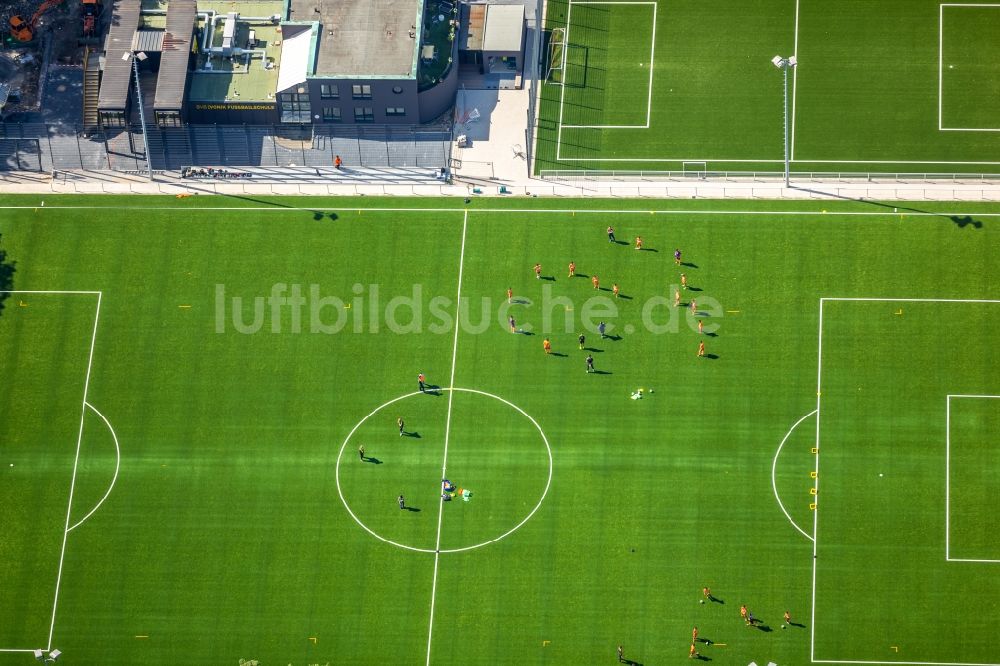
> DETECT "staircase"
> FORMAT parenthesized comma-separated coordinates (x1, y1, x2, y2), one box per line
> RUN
(82, 47, 101, 129)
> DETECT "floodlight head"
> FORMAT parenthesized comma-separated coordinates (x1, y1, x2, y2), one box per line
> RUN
(788, 55, 797, 67)
(771, 55, 783, 68)
(48, 649, 61, 661)
(121, 52, 130, 61)
(34, 649, 44, 661)
(135, 51, 147, 61)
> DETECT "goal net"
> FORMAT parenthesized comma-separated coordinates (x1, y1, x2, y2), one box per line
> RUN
(545, 28, 566, 83)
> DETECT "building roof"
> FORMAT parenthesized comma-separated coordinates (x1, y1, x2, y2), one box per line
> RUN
(482, 4, 523, 53)
(187, 1, 284, 103)
(153, 0, 196, 111)
(97, 0, 144, 111)
(287, 0, 422, 78)
(460, 3, 485, 51)
(132, 29, 165, 53)
(276, 24, 312, 93)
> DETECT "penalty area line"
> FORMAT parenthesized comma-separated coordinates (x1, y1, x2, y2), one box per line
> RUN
(771, 410, 817, 542)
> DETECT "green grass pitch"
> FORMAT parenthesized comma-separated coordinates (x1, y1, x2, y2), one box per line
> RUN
(536, 0, 1000, 174)
(0, 195, 998, 665)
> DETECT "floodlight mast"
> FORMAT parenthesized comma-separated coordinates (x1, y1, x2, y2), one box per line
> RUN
(772, 55, 797, 188)
(126, 50, 154, 181)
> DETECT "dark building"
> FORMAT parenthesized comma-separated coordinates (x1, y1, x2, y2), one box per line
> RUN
(96, 0, 460, 128)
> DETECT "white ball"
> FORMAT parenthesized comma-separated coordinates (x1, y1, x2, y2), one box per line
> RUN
(879, 473, 883, 477)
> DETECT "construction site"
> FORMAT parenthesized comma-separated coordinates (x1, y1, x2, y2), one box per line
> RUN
(1, 0, 100, 122)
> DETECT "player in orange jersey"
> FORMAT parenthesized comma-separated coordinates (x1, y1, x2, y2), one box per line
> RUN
(635, 236, 643, 250)
(543, 338, 552, 354)
(681, 273, 688, 290)
(592, 275, 600, 290)
(612, 283, 620, 298)
(698, 341, 706, 357)
(568, 261, 576, 277)
(674, 289, 681, 307)
(698, 319, 704, 335)
(533, 263, 542, 279)
(506, 287, 513, 303)
(689, 643, 698, 658)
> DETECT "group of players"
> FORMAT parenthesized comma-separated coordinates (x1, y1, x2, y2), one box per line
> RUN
(510, 226, 708, 376)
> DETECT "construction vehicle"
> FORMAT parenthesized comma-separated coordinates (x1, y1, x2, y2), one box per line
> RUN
(81, 0, 101, 39)
(8, 0, 66, 42)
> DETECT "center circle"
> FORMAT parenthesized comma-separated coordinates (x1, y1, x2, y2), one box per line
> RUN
(336, 388, 552, 554)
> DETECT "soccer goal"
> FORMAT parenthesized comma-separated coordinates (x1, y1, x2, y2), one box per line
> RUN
(545, 27, 566, 83)
(682, 161, 707, 178)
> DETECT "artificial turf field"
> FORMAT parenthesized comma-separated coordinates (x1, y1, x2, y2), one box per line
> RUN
(0, 195, 997, 665)
(536, 0, 1000, 174)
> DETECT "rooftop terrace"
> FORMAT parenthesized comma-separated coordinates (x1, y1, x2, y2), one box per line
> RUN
(187, 1, 283, 103)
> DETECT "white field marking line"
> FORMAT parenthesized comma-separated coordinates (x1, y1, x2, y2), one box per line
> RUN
(334, 387, 553, 554)
(556, 2, 656, 131)
(7, 206, 1000, 219)
(946, 394, 951, 559)
(945, 394, 1000, 564)
(939, 3, 944, 130)
(771, 409, 817, 542)
(65, 402, 120, 533)
(425, 210, 467, 666)
(49, 290, 101, 651)
(791, 0, 800, 161)
(646, 1, 657, 128)
(336, 389, 437, 554)
(430, 387, 554, 554)
(0, 290, 101, 294)
(821, 297, 1000, 303)
(809, 296, 823, 663)
(934, 4, 1000, 132)
(811, 300, 1000, 666)
(554, 155, 1000, 163)
(813, 659, 1000, 666)
(0, 649, 40, 653)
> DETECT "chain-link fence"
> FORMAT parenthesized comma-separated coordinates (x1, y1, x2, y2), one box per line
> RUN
(0, 123, 453, 172)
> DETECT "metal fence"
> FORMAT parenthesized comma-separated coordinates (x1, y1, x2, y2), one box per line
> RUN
(0, 123, 453, 172)
(539, 169, 1000, 183)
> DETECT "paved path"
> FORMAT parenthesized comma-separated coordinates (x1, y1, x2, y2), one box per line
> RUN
(3, 86, 1000, 201)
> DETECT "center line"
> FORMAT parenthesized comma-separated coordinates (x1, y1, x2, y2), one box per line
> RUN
(425, 210, 468, 666)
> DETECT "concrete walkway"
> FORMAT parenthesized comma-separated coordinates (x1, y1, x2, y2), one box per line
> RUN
(3, 84, 1000, 201)
(3, 164, 1000, 202)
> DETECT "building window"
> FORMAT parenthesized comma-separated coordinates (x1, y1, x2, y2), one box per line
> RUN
(352, 84, 372, 99)
(386, 107, 406, 117)
(392, 85, 403, 94)
(354, 106, 374, 122)
(323, 107, 341, 122)
(279, 92, 311, 123)
(320, 84, 339, 99)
